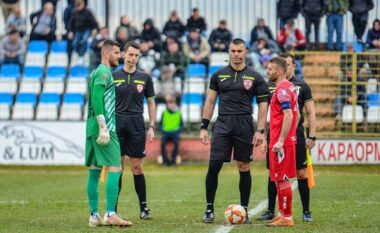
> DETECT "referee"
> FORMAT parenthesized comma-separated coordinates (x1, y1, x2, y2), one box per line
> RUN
(112, 41, 156, 219)
(200, 38, 269, 223)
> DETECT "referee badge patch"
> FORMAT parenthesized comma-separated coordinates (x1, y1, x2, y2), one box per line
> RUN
(243, 80, 253, 90)
(136, 84, 144, 93)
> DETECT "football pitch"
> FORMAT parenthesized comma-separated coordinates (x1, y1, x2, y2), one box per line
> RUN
(0, 163, 379, 233)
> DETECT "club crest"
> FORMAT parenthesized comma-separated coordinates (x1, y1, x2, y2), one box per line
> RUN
(243, 80, 253, 90)
(136, 84, 144, 93)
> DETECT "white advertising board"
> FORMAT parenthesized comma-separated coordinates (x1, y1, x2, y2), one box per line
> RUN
(0, 122, 85, 165)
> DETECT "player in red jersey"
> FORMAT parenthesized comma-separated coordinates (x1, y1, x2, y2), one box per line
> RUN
(266, 57, 299, 227)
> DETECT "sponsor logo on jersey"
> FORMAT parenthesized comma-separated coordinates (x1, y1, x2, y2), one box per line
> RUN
(136, 84, 144, 93)
(243, 80, 253, 90)
(218, 74, 231, 79)
(242, 75, 255, 80)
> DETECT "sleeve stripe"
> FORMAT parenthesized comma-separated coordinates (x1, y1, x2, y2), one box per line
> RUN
(304, 98, 313, 103)
(256, 95, 269, 97)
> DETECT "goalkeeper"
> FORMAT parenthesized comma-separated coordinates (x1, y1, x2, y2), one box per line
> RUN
(85, 39, 132, 227)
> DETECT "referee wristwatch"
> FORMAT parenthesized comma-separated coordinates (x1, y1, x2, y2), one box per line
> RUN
(256, 128, 265, 134)
(307, 136, 317, 141)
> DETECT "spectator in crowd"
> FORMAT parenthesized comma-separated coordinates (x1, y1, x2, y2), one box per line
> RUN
(41, 0, 59, 9)
(326, 0, 348, 51)
(115, 27, 130, 53)
(1, 0, 20, 23)
(115, 15, 140, 43)
(137, 41, 160, 76)
(0, 29, 25, 67)
(366, 19, 380, 50)
(208, 20, 233, 52)
(6, 6, 25, 37)
(249, 36, 281, 69)
(183, 28, 211, 68)
(63, 0, 88, 37)
(162, 35, 182, 52)
(156, 67, 182, 103)
(163, 10, 186, 40)
(68, 0, 98, 64)
(160, 95, 183, 166)
(277, 0, 300, 29)
(300, 0, 325, 48)
(141, 18, 162, 52)
(160, 38, 187, 80)
(186, 8, 207, 34)
(334, 66, 367, 119)
(278, 19, 307, 51)
(90, 26, 109, 70)
(29, 2, 57, 44)
(250, 18, 274, 45)
(349, 0, 374, 43)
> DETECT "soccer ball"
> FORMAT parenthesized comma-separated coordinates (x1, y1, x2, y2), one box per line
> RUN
(224, 204, 246, 224)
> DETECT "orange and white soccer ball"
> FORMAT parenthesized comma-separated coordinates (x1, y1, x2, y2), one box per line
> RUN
(224, 204, 246, 224)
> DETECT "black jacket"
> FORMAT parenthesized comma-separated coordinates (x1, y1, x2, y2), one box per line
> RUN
(30, 10, 56, 37)
(163, 19, 185, 39)
(69, 8, 98, 32)
(186, 16, 207, 33)
(300, 0, 325, 18)
(208, 28, 233, 52)
(141, 19, 162, 52)
(277, 0, 300, 19)
(349, 0, 374, 14)
(250, 26, 274, 44)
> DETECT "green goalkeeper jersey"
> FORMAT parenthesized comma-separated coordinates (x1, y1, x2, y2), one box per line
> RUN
(86, 64, 116, 137)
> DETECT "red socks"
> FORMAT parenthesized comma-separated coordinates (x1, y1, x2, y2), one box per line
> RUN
(276, 180, 292, 217)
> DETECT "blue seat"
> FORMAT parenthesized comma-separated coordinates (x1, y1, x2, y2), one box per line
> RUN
(1, 64, 20, 78)
(46, 66, 66, 79)
(70, 66, 89, 78)
(16, 93, 37, 107)
(209, 65, 222, 76)
(51, 40, 67, 53)
(187, 64, 206, 77)
(28, 40, 48, 54)
(368, 93, 380, 106)
(0, 93, 13, 106)
(40, 93, 60, 105)
(181, 93, 203, 104)
(63, 93, 84, 106)
(23, 66, 43, 79)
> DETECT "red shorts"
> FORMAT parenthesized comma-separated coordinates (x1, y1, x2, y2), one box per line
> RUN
(269, 144, 296, 182)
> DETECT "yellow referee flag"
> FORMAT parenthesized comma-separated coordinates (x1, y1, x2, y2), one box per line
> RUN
(100, 166, 107, 183)
(307, 149, 316, 189)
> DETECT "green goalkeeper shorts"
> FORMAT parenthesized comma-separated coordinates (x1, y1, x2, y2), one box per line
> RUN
(85, 132, 121, 167)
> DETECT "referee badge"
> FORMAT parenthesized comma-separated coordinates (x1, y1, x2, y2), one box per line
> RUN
(243, 80, 253, 90)
(136, 84, 144, 93)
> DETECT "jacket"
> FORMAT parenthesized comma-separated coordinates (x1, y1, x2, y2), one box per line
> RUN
(277, 0, 300, 19)
(208, 27, 233, 52)
(349, 0, 374, 14)
(325, 0, 349, 14)
(300, 0, 325, 18)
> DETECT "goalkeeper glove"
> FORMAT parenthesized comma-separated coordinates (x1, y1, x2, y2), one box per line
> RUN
(96, 115, 110, 146)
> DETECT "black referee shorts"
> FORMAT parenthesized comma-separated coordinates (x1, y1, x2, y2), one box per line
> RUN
(265, 134, 307, 170)
(210, 115, 254, 162)
(116, 115, 146, 158)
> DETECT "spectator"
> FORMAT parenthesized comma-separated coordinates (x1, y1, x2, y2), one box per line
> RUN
(141, 18, 162, 52)
(137, 41, 160, 76)
(163, 10, 186, 40)
(278, 19, 307, 51)
(1, 0, 20, 23)
(277, 0, 300, 29)
(325, 0, 348, 51)
(156, 66, 182, 103)
(63, 0, 88, 36)
(0, 30, 25, 67)
(6, 6, 25, 38)
(186, 8, 207, 34)
(160, 95, 183, 166)
(115, 15, 140, 43)
(162, 35, 182, 52)
(68, 0, 98, 64)
(249, 36, 281, 68)
(115, 27, 130, 53)
(183, 28, 211, 68)
(160, 38, 187, 80)
(366, 19, 380, 50)
(41, 0, 59, 9)
(250, 18, 274, 45)
(90, 26, 109, 70)
(349, 0, 374, 43)
(334, 66, 367, 118)
(208, 20, 233, 52)
(29, 2, 57, 44)
(300, 0, 325, 48)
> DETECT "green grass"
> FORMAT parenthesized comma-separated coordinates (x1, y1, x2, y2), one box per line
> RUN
(0, 163, 379, 233)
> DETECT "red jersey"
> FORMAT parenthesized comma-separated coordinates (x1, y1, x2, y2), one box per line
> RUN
(269, 79, 298, 148)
